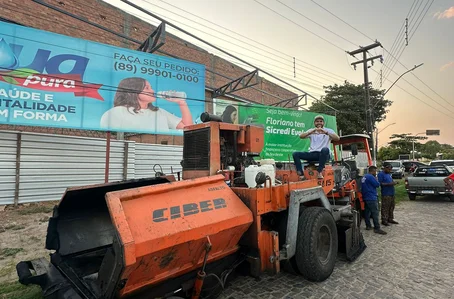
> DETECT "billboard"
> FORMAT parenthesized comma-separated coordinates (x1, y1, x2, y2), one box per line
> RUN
(0, 22, 205, 135)
(213, 98, 239, 124)
(238, 104, 337, 161)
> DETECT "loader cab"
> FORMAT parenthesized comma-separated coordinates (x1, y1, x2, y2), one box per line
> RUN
(332, 134, 372, 177)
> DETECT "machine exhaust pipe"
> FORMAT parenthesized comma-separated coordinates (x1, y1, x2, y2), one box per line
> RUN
(200, 112, 222, 123)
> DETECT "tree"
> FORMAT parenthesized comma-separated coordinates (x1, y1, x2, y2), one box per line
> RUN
(377, 146, 400, 161)
(421, 140, 441, 159)
(388, 133, 427, 155)
(309, 81, 392, 135)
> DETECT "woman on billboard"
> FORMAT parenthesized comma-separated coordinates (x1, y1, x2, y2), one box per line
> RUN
(221, 105, 238, 124)
(100, 77, 193, 132)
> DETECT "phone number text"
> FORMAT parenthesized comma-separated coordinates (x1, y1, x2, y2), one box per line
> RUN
(114, 62, 200, 83)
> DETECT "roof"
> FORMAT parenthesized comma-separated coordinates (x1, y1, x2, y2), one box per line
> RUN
(332, 134, 370, 146)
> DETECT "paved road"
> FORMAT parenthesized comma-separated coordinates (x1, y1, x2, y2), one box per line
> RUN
(219, 197, 454, 299)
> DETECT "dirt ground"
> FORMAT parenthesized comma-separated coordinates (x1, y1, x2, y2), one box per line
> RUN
(0, 202, 56, 299)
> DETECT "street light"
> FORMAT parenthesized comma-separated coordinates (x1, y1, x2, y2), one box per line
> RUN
(373, 63, 424, 109)
(374, 122, 396, 165)
(371, 63, 423, 162)
(412, 132, 426, 160)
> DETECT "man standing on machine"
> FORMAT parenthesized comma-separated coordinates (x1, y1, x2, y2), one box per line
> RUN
(292, 115, 340, 179)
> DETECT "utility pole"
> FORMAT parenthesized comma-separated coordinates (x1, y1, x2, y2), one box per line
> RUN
(347, 41, 382, 163)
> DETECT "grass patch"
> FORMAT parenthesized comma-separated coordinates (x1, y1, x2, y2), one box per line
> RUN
(394, 179, 408, 204)
(0, 263, 14, 277)
(0, 248, 23, 259)
(377, 179, 407, 206)
(0, 281, 43, 299)
(17, 205, 53, 216)
(4, 224, 25, 231)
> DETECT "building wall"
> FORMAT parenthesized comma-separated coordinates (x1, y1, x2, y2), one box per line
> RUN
(0, 0, 298, 145)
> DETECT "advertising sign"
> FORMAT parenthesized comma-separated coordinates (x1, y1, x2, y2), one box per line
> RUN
(0, 21, 205, 135)
(238, 104, 338, 161)
(213, 98, 239, 124)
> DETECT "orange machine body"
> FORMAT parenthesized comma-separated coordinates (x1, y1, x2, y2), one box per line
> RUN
(181, 122, 336, 274)
(231, 167, 334, 273)
(105, 175, 253, 297)
(182, 122, 264, 180)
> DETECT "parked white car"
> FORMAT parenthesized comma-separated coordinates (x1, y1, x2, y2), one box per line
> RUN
(383, 160, 405, 179)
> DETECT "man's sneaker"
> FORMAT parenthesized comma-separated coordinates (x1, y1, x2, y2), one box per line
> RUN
(389, 220, 399, 224)
(299, 175, 306, 181)
(317, 173, 324, 179)
(374, 229, 387, 235)
(381, 222, 390, 226)
(365, 226, 372, 230)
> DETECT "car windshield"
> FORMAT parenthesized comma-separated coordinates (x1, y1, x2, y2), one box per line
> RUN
(430, 161, 454, 167)
(387, 162, 401, 167)
(414, 167, 450, 177)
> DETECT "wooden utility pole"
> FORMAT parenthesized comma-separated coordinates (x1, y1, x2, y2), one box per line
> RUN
(347, 41, 382, 162)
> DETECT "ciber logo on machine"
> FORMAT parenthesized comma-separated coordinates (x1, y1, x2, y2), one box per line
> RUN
(152, 198, 228, 222)
(0, 37, 103, 101)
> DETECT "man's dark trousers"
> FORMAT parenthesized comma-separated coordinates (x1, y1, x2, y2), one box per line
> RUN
(364, 200, 380, 229)
(293, 147, 330, 174)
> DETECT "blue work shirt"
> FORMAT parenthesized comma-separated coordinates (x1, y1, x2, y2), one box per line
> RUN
(361, 173, 380, 201)
(378, 171, 395, 196)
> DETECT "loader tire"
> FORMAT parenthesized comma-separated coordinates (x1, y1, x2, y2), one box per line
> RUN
(295, 207, 338, 282)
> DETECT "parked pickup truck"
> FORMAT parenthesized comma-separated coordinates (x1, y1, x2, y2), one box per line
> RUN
(405, 165, 453, 202)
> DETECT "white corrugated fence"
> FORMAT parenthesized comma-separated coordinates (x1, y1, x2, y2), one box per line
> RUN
(0, 130, 183, 205)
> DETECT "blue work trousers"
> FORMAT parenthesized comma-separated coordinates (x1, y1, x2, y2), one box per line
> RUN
(364, 200, 380, 230)
(292, 147, 330, 174)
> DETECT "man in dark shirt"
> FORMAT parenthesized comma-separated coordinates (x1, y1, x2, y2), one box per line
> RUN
(361, 166, 387, 235)
(378, 163, 399, 226)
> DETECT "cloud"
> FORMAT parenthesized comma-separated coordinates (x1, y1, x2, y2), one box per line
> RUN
(440, 61, 454, 71)
(434, 6, 454, 19)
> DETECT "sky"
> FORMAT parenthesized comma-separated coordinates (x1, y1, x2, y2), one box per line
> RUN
(107, 0, 454, 147)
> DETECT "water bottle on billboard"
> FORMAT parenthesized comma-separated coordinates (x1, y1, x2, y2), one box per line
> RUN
(157, 91, 187, 99)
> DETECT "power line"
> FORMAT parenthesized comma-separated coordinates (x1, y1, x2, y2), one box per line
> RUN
(251, 0, 348, 52)
(409, 0, 434, 41)
(257, 1, 454, 120)
(374, 0, 419, 85)
(71, 0, 344, 89)
(274, 0, 358, 47)
(147, 0, 350, 82)
(382, 0, 433, 84)
(370, 68, 454, 120)
(310, 0, 375, 43)
(137, 0, 346, 83)
(3, 6, 305, 106)
(37, 0, 334, 97)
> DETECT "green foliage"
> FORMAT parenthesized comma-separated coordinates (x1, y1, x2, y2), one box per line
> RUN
(377, 147, 400, 161)
(387, 133, 428, 157)
(380, 134, 454, 160)
(309, 81, 392, 135)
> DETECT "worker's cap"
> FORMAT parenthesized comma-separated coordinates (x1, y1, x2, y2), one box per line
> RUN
(314, 115, 325, 122)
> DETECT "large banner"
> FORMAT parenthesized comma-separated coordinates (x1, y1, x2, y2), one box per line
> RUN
(213, 98, 239, 124)
(0, 22, 205, 135)
(238, 104, 338, 161)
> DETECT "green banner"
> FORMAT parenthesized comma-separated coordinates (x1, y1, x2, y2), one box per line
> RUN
(238, 104, 337, 161)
